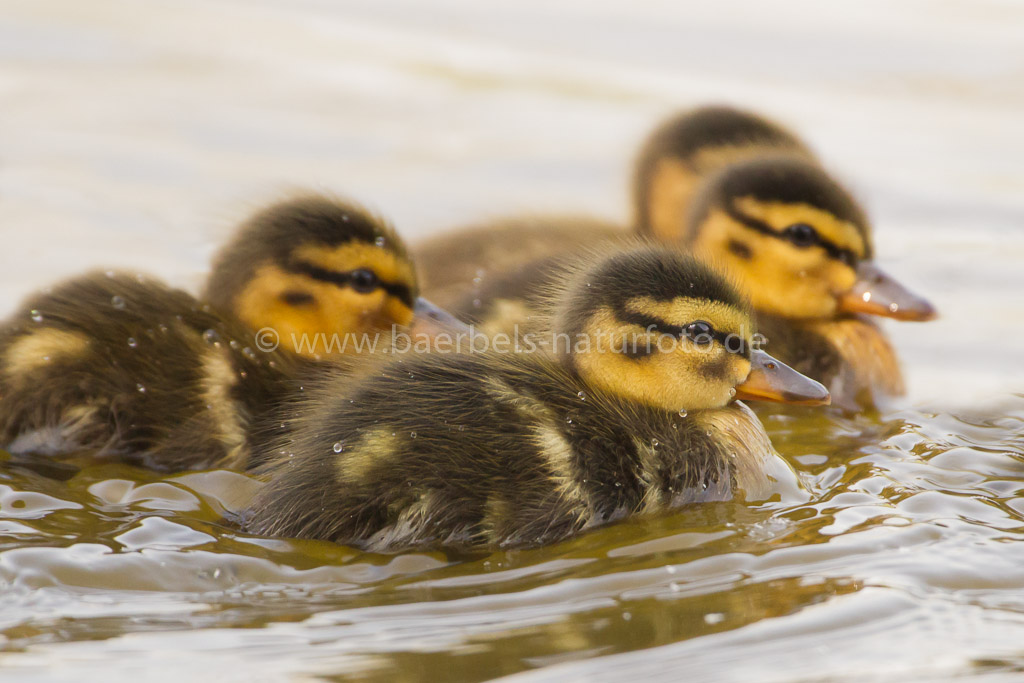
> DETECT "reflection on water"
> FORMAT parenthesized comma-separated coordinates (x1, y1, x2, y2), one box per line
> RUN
(2, 399, 1023, 680)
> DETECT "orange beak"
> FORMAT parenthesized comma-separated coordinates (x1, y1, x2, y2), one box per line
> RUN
(734, 350, 831, 406)
(837, 262, 937, 322)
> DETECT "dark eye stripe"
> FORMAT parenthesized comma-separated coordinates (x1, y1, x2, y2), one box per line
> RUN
(725, 203, 859, 266)
(616, 309, 750, 358)
(286, 260, 414, 308)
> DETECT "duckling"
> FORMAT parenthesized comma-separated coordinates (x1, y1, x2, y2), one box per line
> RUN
(0, 195, 460, 470)
(414, 106, 935, 407)
(244, 246, 829, 551)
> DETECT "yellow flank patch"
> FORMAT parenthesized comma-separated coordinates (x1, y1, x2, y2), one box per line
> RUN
(336, 425, 399, 483)
(292, 242, 416, 294)
(199, 347, 247, 456)
(532, 422, 588, 509)
(733, 197, 867, 258)
(624, 296, 752, 342)
(646, 157, 700, 243)
(3, 328, 90, 376)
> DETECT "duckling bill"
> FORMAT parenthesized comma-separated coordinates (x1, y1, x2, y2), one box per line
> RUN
(245, 247, 827, 551)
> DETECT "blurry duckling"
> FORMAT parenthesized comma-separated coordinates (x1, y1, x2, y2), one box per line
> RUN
(415, 106, 935, 408)
(244, 246, 828, 551)
(0, 195, 462, 470)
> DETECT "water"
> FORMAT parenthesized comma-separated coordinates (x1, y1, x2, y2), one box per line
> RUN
(2, 0, 1024, 680)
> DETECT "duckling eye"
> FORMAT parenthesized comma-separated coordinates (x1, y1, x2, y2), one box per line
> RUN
(349, 269, 379, 293)
(784, 223, 819, 248)
(683, 320, 714, 344)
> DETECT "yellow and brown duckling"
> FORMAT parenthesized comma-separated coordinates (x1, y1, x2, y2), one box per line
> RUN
(415, 106, 936, 408)
(244, 246, 828, 551)
(0, 195, 458, 470)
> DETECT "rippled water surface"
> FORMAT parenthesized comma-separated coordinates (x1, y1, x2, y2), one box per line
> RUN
(2, 0, 1024, 680)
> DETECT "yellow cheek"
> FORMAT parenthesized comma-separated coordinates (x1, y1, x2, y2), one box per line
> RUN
(233, 264, 413, 359)
(693, 210, 844, 319)
(382, 297, 414, 329)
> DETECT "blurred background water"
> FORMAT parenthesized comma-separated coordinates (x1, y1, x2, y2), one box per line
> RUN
(1, 1, 1024, 681)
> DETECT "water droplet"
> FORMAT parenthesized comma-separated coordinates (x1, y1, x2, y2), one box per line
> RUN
(650, 438, 659, 447)
(127, 337, 138, 348)
(333, 442, 345, 453)
(29, 310, 43, 322)
(374, 236, 386, 247)
(458, 425, 466, 432)
(341, 213, 351, 222)
(577, 391, 586, 401)
(678, 409, 688, 418)
(136, 383, 146, 393)
(566, 417, 573, 425)
(242, 347, 256, 360)
(110, 296, 126, 310)
(410, 431, 417, 439)
(229, 340, 240, 350)
(614, 481, 622, 488)
(671, 422, 679, 429)
(202, 329, 221, 345)
(472, 276, 483, 286)
(889, 303, 899, 313)
(472, 299, 482, 308)
(622, 612, 632, 621)
(728, 388, 737, 397)
(704, 612, 725, 625)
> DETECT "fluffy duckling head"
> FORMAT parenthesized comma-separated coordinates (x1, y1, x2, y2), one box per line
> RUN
(553, 246, 829, 412)
(684, 157, 936, 321)
(204, 195, 455, 359)
(634, 105, 812, 243)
